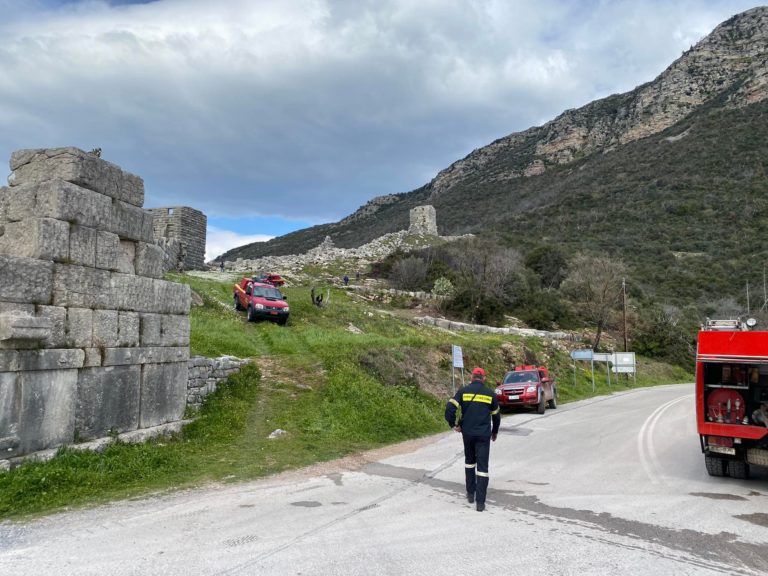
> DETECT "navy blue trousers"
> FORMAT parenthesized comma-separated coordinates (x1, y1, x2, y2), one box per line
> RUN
(463, 434, 491, 505)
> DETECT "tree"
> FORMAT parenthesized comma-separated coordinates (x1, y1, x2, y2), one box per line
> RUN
(561, 254, 627, 350)
(447, 239, 526, 323)
(389, 256, 428, 290)
(525, 245, 568, 289)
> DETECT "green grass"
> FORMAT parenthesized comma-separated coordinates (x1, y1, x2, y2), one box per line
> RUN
(0, 275, 691, 520)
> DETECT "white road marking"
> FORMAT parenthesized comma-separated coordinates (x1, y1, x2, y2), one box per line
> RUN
(637, 394, 692, 484)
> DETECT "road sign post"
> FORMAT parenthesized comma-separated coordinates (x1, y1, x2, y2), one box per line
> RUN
(570, 349, 595, 392)
(451, 344, 464, 394)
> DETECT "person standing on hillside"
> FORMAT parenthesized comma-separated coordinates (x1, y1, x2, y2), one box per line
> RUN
(445, 367, 501, 511)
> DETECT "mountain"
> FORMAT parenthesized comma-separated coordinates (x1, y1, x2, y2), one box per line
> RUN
(221, 7, 768, 304)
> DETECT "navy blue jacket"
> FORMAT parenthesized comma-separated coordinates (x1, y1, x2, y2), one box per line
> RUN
(445, 378, 501, 437)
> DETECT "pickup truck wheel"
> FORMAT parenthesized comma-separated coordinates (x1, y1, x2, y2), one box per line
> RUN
(247, 306, 256, 322)
(704, 455, 726, 477)
(234, 294, 243, 311)
(727, 459, 750, 479)
(547, 387, 557, 409)
(536, 393, 546, 414)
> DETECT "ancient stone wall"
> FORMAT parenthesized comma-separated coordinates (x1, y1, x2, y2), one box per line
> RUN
(149, 206, 207, 270)
(187, 355, 249, 410)
(0, 147, 191, 465)
(408, 205, 438, 235)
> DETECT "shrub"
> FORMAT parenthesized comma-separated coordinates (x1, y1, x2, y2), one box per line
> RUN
(389, 256, 428, 290)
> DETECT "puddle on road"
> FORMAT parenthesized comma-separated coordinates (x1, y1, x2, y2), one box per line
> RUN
(689, 492, 747, 501)
(290, 501, 322, 508)
(734, 513, 768, 527)
(326, 473, 344, 486)
(239, 504, 256, 508)
(747, 490, 765, 497)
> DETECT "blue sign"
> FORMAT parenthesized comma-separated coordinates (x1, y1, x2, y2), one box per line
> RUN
(570, 349, 594, 361)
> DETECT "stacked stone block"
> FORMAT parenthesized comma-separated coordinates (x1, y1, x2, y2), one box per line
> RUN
(149, 206, 207, 270)
(0, 147, 191, 464)
(187, 355, 249, 410)
(408, 205, 438, 235)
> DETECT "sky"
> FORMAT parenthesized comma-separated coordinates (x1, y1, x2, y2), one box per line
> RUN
(0, 0, 764, 260)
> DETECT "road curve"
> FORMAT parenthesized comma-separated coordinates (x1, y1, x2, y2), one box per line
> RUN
(2, 383, 767, 575)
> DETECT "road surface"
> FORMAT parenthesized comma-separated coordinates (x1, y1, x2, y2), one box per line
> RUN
(2, 383, 767, 575)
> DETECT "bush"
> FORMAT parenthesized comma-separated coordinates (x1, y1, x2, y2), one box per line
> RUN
(389, 256, 428, 290)
(514, 290, 576, 330)
(431, 276, 454, 297)
(444, 289, 507, 326)
(633, 307, 695, 368)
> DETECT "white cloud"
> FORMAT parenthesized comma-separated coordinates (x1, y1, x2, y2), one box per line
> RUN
(0, 0, 763, 223)
(206, 226, 273, 262)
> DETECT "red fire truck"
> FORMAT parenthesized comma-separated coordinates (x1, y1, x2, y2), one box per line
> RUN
(696, 319, 768, 478)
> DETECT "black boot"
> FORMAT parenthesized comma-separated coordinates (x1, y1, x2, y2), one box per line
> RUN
(476, 502, 485, 512)
(467, 493, 475, 503)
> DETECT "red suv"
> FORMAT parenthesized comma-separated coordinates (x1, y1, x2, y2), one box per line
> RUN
(234, 278, 289, 325)
(495, 365, 557, 414)
(253, 273, 285, 287)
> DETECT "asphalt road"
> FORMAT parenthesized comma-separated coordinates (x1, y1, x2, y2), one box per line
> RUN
(2, 383, 768, 575)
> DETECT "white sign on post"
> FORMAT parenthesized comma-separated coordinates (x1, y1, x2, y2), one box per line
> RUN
(612, 352, 636, 374)
(452, 345, 464, 368)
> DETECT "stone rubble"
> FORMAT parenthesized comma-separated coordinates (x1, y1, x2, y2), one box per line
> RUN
(224, 218, 471, 275)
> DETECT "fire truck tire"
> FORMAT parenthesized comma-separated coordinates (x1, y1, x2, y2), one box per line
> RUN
(247, 306, 256, 322)
(727, 460, 750, 479)
(536, 393, 546, 414)
(234, 294, 243, 311)
(704, 455, 726, 477)
(547, 388, 557, 409)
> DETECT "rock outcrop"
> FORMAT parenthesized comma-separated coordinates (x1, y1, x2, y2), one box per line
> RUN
(428, 7, 768, 197)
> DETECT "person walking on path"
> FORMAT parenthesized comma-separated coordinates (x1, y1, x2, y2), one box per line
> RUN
(445, 367, 501, 511)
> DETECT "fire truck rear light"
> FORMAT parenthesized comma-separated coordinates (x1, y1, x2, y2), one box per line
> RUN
(708, 436, 733, 447)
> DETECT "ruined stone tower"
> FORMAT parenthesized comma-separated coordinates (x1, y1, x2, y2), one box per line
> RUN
(408, 205, 438, 235)
(148, 206, 207, 270)
(0, 147, 191, 466)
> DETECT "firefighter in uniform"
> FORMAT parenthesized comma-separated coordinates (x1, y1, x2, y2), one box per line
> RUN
(445, 367, 501, 512)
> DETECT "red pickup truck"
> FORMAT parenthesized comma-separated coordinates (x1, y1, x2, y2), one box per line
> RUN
(233, 278, 289, 325)
(495, 365, 557, 414)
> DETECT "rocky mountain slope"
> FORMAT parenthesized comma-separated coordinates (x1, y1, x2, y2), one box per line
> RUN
(221, 8, 768, 303)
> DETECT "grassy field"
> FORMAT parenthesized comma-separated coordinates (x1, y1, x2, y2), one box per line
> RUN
(0, 274, 690, 520)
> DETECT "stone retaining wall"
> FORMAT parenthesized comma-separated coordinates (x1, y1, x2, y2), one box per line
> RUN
(187, 355, 250, 409)
(414, 315, 579, 341)
(347, 285, 448, 301)
(0, 147, 191, 466)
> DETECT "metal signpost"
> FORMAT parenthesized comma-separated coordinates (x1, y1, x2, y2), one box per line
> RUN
(593, 352, 613, 386)
(570, 349, 595, 391)
(451, 344, 464, 394)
